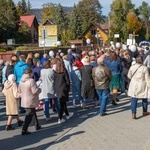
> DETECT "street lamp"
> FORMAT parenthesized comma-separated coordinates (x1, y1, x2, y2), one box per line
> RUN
(95, 33, 100, 47)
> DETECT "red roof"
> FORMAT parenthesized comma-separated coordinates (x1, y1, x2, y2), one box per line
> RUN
(20, 15, 36, 27)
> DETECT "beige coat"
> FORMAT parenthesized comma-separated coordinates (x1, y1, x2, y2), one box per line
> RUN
(18, 74, 41, 108)
(128, 63, 150, 98)
(3, 81, 21, 115)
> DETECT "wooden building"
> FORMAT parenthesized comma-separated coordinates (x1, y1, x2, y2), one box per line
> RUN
(20, 15, 39, 43)
(83, 23, 109, 46)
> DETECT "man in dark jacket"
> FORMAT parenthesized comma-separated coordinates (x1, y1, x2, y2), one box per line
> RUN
(67, 49, 75, 66)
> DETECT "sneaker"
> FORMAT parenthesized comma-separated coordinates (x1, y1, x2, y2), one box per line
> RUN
(45, 117, 52, 121)
(5, 125, 15, 131)
(58, 118, 65, 124)
(18, 120, 24, 127)
(36, 125, 41, 130)
(66, 112, 74, 120)
(112, 100, 117, 106)
(22, 130, 31, 135)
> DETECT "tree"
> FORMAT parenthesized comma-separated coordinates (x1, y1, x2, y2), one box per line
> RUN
(109, 0, 135, 42)
(138, 2, 150, 40)
(17, 21, 32, 43)
(41, 2, 56, 24)
(53, 3, 68, 40)
(26, 0, 32, 15)
(16, 0, 28, 16)
(76, 0, 103, 32)
(126, 12, 142, 34)
(69, 5, 83, 39)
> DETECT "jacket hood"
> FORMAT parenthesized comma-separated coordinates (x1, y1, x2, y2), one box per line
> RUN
(17, 61, 28, 67)
(4, 80, 14, 89)
(21, 74, 32, 82)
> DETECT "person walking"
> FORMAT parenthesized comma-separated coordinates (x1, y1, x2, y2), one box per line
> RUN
(92, 56, 112, 116)
(40, 60, 60, 121)
(80, 56, 95, 108)
(3, 74, 23, 130)
(128, 55, 150, 119)
(106, 52, 123, 105)
(54, 59, 73, 123)
(14, 55, 29, 113)
(18, 68, 41, 135)
(71, 62, 83, 108)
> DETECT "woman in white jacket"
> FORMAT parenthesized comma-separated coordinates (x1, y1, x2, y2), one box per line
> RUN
(128, 55, 150, 119)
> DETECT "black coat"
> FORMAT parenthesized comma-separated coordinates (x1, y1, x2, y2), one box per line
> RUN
(81, 65, 95, 99)
(6, 65, 14, 79)
(54, 70, 70, 102)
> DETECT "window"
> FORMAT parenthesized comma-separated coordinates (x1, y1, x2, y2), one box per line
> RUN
(91, 30, 96, 35)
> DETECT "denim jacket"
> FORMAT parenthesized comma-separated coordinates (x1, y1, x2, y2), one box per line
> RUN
(106, 60, 123, 75)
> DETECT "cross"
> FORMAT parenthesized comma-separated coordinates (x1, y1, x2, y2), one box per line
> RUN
(132, 31, 139, 44)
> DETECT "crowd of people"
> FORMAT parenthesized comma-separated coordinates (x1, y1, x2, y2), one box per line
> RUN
(0, 44, 150, 135)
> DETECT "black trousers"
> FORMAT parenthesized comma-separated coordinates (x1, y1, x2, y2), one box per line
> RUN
(59, 101, 69, 119)
(22, 108, 39, 131)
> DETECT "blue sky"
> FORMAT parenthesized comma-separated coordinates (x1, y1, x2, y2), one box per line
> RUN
(14, 0, 150, 16)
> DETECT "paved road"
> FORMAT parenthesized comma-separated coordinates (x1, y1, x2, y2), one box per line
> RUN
(1, 92, 150, 150)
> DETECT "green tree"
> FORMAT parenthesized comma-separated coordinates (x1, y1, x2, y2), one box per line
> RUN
(69, 5, 83, 39)
(138, 2, 150, 40)
(109, 0, 135, 42)
(16, 0, 27, 16)
(26, 0, 31, 15)
(41, 2, 56, 24)
(76, 0, 103, 32)
(16, 21, 32, 43)
(54, 3, 68, 40)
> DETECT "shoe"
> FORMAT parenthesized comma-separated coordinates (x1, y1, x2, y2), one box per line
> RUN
(36, 125, 41, 130)
(100, 113, 108, 116)
(116, 98, 119, 102)
(58, 118, 65, 124)
(132, 114, 136, 119)
(95, 101, 99, 106)
(112, 100, 117, 106)
(143, 112, 150, 116)
(18, 120, 23, 127)
(45, 117, 52, 121)
(5, 125, 15, 131)
(82, 103, 87, 109)
(53, 108, 57, 112)
(66, 112, 74, 120)
(22, 130, 31, 135)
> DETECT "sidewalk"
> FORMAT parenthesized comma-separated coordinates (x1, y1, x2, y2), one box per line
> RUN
(1, 93, 150, 150)
(47, 95, 150, 150)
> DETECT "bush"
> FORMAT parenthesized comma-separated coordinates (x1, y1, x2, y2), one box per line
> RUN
(0, 49, 6, 52)
(16, 46, 29, 51)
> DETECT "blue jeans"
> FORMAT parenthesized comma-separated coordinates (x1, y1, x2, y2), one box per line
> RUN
(131, 98, 148, 114)
(72, 84, 83, 104)
(96, 89, 109, 115)
(45, 98, 60, 118)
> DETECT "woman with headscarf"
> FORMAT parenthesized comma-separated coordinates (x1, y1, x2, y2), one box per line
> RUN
(3, 74, 23, 131)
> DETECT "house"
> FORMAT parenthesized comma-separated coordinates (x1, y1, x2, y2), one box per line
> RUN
(20, 15, 39, 43)
(83, 23, 109, 47)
